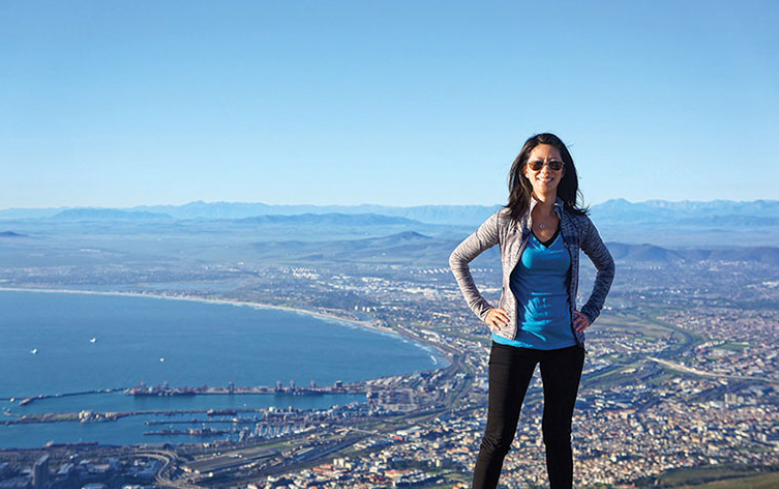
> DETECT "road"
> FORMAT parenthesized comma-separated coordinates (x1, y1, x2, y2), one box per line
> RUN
(648, 357, 779, 385)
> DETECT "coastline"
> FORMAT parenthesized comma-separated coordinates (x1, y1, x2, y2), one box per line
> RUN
(0, 286, 380, 330)
(0, 286, 447, 364)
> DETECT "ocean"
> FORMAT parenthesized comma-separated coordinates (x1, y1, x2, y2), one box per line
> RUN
(0, 290, 445, 448)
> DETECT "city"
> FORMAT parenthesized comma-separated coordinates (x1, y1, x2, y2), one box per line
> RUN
(1, 212, 778, 488)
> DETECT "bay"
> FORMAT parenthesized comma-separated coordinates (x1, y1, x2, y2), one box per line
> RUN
(0, 290, 444, 448)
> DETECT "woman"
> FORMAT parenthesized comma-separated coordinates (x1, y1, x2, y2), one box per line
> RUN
(449, 133, 615, 488)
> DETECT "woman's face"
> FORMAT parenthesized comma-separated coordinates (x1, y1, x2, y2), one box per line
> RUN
(523, 144, 565, 198)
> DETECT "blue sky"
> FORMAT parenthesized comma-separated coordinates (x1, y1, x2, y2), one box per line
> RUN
(1, 0, 777, 208)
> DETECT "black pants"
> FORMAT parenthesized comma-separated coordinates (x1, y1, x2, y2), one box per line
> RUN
(472, 342, 585, 489)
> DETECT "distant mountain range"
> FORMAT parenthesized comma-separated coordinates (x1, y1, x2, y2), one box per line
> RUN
(253, 231, 495, 265)
(237, 213, 421, 226)
(138, 201, 503, 225)
(606, 242, 779, 264)
(53, 209, 174, 220)
(47, 209, 422, 226)
(246, 231, 779, 267)
(0, 202, 499, 224)
(1, 199, 777, 226)
(0, 231, 28, 238)
(589, 199, 779, 224)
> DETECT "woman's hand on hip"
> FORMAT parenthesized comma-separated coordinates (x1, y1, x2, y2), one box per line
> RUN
(573, 310, 591, 333)
(486, 308, 509, 330)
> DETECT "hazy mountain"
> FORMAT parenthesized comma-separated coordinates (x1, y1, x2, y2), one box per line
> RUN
(2, 199, 777, 228)
(376, 205, 502, 225)
(237, 213, 421, 226)
(675, 215, 779, 226)
(586, 199, 779, 247)
(338, 231, 437, 252)
(0, 231, 28, 238)
(53, 209, 173, 220)
(608, 242, 779, 265)
(590, 199, 779, 224)
(140, 198, 778, 225)
(140, 201, 276, 220)
(0, 202, 501, 224)
(605, 243, 686, 263)
(136, 201, 501, 225)
(247, 228, 779, 267)
(251, 231, 473, 265)
(354, 231, 434, 245)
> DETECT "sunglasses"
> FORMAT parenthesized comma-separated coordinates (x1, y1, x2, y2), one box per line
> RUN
(527, 160, 565, 172)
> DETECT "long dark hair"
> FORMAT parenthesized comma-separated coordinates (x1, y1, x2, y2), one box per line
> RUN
(506, 133, 588, 222)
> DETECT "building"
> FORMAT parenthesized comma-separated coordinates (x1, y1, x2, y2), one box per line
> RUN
(32, 455, 49, 489)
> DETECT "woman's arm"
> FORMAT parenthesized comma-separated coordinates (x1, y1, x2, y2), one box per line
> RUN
(449, 211, 501, 322)
(578, 217, 615, 324)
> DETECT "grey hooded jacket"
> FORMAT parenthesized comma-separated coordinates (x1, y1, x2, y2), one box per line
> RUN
(449, 197, 615, 347)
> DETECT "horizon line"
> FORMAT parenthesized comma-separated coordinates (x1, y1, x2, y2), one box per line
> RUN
(2, 197, 778, 212)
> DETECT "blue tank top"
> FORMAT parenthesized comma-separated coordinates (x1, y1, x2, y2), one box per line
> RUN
(492, 231, 577, 350)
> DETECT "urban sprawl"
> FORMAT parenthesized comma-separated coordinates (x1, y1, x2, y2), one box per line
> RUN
(1, 230, 778, 489)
